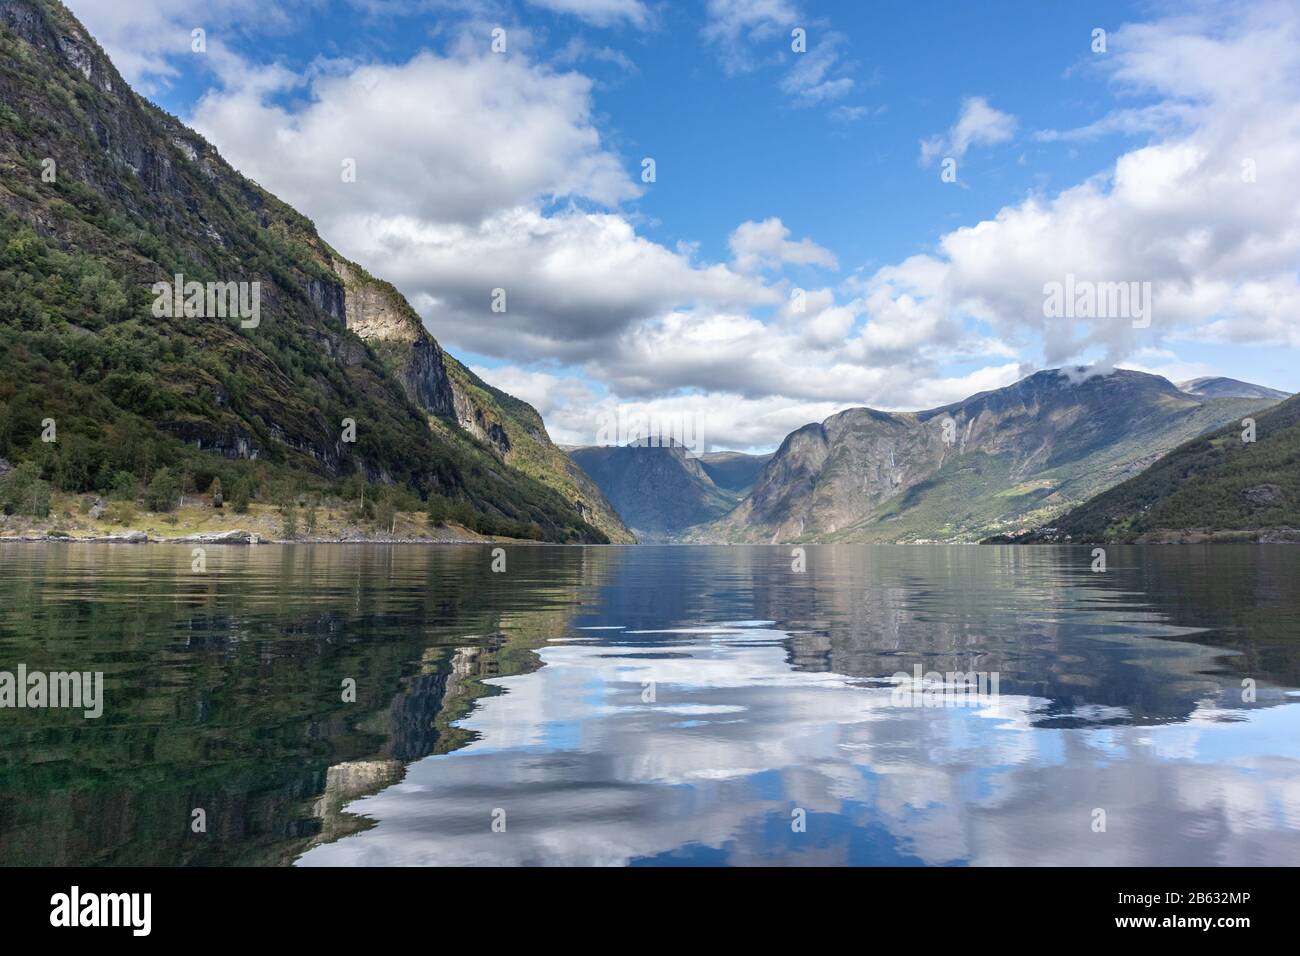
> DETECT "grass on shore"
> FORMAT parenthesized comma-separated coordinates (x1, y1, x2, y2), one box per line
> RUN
(0, 491, 519, 543)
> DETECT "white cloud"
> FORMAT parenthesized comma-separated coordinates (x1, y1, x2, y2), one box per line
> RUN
(526, 0, 651, 29)
(728, 217, 838, 273)
(779, 30, 853, 104)
(920, 96, 1017, 165)
(357, 207, 777, 362)
(888, 1, 1300, 369)
(64, 0, 306, 91)
(192, 50, 639, 226)
(473, 362, 1023, 451)
(1034, 102, 1192, 143)
(702, 0, 800, 70)
(1116, 349, 1216, 385)
(702, 1, 857, 108)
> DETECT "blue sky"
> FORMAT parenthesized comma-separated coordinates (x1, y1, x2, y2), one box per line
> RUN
(66, 0, 1300, 450)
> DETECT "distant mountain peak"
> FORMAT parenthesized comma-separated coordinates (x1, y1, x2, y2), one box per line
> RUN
(1177, 377, 1291, 401)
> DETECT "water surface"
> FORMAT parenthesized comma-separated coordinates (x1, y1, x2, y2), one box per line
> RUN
(1, 543, 1298, 866)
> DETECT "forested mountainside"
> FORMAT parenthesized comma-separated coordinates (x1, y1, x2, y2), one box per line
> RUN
(1006, 391, 1300, 543)
(0, 0, 630, 542)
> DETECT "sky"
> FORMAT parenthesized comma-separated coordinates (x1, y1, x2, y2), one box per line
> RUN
(62, 0, 1300, 452)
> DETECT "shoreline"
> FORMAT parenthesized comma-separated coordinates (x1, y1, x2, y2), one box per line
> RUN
(5, 531, 1300, 547)
(0, 529, 540, 546)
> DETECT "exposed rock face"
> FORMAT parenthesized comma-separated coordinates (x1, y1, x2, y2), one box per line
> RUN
(1244, 484, 1284, 507)
(450, 386, 511, 456)
(703, 369, 1280, 544)
(332, 261, 456, 420)
(333, 262, 420, 344)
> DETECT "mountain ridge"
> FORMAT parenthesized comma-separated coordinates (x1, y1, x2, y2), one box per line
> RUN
(1178, 376, 1290, 401)
(692, 368, 1279, 544)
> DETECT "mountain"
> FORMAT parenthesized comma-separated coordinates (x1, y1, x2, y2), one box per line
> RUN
(697, 369, 1279, 544)
(698, 451, 773, 494)
(0, 0, 630, 542)
(567, 443, 737, 541)
(1178, 377, 1291, 401)
(1011, 391, 1300, 543)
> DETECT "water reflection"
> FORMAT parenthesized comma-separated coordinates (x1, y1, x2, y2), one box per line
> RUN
(300, 621, 1300, 866)
(1, 543, 1298, 866)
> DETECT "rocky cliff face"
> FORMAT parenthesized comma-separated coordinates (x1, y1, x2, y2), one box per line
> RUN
(701, 369, 1279, 543)
(331, 260, 457, 421)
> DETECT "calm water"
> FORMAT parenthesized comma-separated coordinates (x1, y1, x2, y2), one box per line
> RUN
(1, 542, 1299, 866)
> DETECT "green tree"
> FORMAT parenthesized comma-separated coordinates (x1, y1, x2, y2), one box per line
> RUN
(0, 461, 51, 517)
(374, 495, 396, 534)
(230, 477, 252, 514)
(426, 494, 449, 526)
(144, 467, 180, 512)
(450, 499, 475, 528)
(108, 470, 136, 501)
(279, 501, 299, 540)
(210, 477, 223, 509)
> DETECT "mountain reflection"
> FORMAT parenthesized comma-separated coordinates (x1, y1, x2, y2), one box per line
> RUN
(2, 543, 1298, 866)
(300, 620, 1300, 867)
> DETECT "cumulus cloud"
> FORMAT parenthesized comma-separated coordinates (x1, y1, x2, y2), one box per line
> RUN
(354, 208, 777, 362)
(891, 1, 1300, 369)
(192, 50, 640, 226)
(919, 96, 1017, 166)
(729, 217, 838, 273)
(188, 47, 791, 366)
(480, 366, 850, 451)
(474, 361, 1023, 451)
